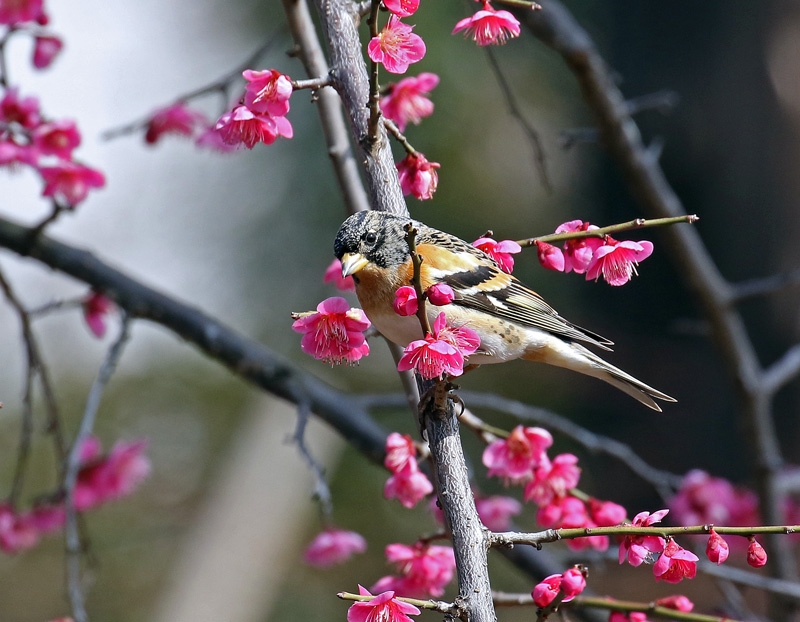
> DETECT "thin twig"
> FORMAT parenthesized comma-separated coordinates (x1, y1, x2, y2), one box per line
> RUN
(292, 401, 333, 518)
(763, 343, 800, 396)
(731, 268, 800, 302)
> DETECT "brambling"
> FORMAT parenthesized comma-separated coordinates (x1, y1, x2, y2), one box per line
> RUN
(334, 211, 675, 411)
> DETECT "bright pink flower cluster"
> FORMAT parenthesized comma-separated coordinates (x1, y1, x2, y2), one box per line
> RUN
(144, 103, 208, 145)
(452, 1, 521, 47)
(531, 567, 586, 608)
(536, 220, 654, 286)
(0, 0, 46, 26)
(292, 297, 371, 365)
(383, 432, 433, 508)
(0, 86, 105, 208)
(215, 69, 294, 149)
(0, 436, 149, 555)
(393, 283, 454, 317)
(346, 586, 420, 622)
(368, 16, 426, 75)
(472, 237, 522, 274)
(474, 494, 522, 531)
(397, 312, 480, 379)
(372, 542, 456, 598)
(381, 73, 439, 132)
(303, 528, 367, 568)
(669, 469, 760, 527)
(396, 152, 440, 200)
(482, 425, 552, 484)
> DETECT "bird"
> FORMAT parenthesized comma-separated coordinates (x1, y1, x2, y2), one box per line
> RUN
(333, 210, 675, 411)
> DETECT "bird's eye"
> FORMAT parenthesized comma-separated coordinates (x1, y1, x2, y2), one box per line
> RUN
(364, 231, 378, 245)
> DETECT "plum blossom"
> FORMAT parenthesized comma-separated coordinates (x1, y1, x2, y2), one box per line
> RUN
(0, 504, 39, 554)
(215, 105, 293, 149)
(560, 567, 587, 598)
(397, 313, 478, 379)
(292, 297, 371, 364)
(482, 425, 552, 484)
(242, 69, 293, 116)
(585, 238, 654, 286)
(32, 35, 63, 69)
(381, 73, 438, 131)
(303, 529, 366, 567)
(653, 539, 698, 583)
(323, 258, 356, 292)
(747, 538, 767, 568)
(619, 509, 668, 567)
(426, 283, 454, 306)
(655, 595, 694, 612)
(706, 528, 729, 565)
(393, 286, 418, 316)
(535, 241, 565, 272)
(347, 586, 420, 622)
(452, 1, 521, 47)
(383, 0, 420, 18)
(368, 16, 426, 75)
(396, 152, 439, 200)
(39, 162, 105, 207)
(145, 103, 207, 144)
(610, 613, 649, 622)
(384, 461, 434, 508)
(195, 126, 238, 153)
(589, 498, 627, 526)
(1, 87, 40, 128)
(475, 495, 522, 531)
(82, 291, 113, 338)
(384, 432, 417, 473)
(0, 0, 43, 25)
(531, 574, 561, 608)
(472, 237, 521, 273)
(384, 542, 455, 597)
(0, 139, 38, 167)
(74, 439, 151, 510)
(32, 119, 81, 159)
(555, 220, 602, 274)
(524, 453, 581, 506)
(669, 469, 760, 527)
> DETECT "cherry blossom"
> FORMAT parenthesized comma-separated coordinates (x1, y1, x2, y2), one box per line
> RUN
(74, 439, 151, 510)
(472, 237, 521, 273)
(195, 126, 238, 153)
(384, 432, 417, 473)
(145, 103, 207, 144)
(323, 258, 356, 291)
(215, 105, 293, 149)
(381, 73, 438, 131)
(242, 69, 293, 117)
(367, 15, 426, 75)
(426, 283, 454, 306)
(524, 453, 581, 506)
(396, 152, 439, 200)
(347, 586, 420, 622)
(669, 469, 760, 527)
(384, 542, 455, 597)
(0, 0, 43, 25)
(32, 119, 81, 159)
(585, 237, 654, 286)
(705, 528, 729, 565)
(653, 539, 698, 583)
(303, 528, 366, 567)
(482, 425, 552, 484)
(383, 0, 420, 18)
(535, 241, 565, 272)
(0, 504, 39, 554)
(475, 495, 522, 531)
(618, 509, 668, 567)
(655, 595, 694, 612)
(560, 567, 587, 598)
(397, 313, 477, 379)
(32, 35, 63, 69)
(452, 1, 521, 47)
(589, 498, 627, 526)
(384, 461, 434, 508)
(747, 538, 767, 568)
(393, 286, 418, 316)
(83, 291, 113, 338)
(1, 87, 41, 128)
(555, 220, 602, 274)
(531, 574, 561, 608)
(292, 297, 371, 364)
(39, 161, 105, 207)
(0, 139, 38, 166)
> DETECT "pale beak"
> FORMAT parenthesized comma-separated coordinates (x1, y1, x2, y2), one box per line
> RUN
(340, 252, 370, 277)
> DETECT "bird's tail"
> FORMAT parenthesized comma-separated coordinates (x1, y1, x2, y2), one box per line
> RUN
(523, 341, 676, 411)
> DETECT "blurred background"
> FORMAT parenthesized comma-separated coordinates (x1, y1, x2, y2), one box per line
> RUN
(0, 0, 798, 619)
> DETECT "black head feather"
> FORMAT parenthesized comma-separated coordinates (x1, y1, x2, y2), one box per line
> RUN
(334, 211, 425, 268)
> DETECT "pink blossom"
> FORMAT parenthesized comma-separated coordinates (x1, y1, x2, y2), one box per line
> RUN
(589, 498, 627, 527)
(653, 539, 698, 583)
(384, 462, 433, 508)
(32, 34, 63, 69)
(303, 528, 366, 567)
(29, 504, 65, 534)
(393, 286, 419, 316)
(82, 292, 113, 338)
(0, 0, 43, 24)
(242, 69, 293, 117)
(585, 238, 654, 286)
(747, 538, 767, 568)
(452, 1, 521, 47)
(215, 105, 293, 149)
(556, 499, 609, 552)
(535, 241, 565, 272)
(0, 504, 39, 554)
(0, 139, 38, 166)
(397, 313, 471, 379)
(385, 542, 455, 597)
(655, 595, 694, 612)
(39, 162, 105, 207)
(555, 220, 602, 274)
(323, 258, 356, 291)
(195, 126, 239, 153)
(560, 567, 586, 598)
(669, 469, 760, 527)
(610, 613, 649, 622)
(32, 119, 81, 159)
(384, 432, 417, 473)
(475, 495, 522, 531)
(536, 495, 581, 528)
(291, 297, 371, 364)
(381, 73, 438, 131)
(426, 283, 454, 306)
(370, 575, 410, 596)
(383, 0, 420, 18)
(619, 509, 668, 567)
(0, 87, 40, 128)
(347, 586, 420, 622)
(145, 103, 207, 144)
(472, 237, 521, 273)
(396, 152, 439, 200)
(368, 16, 426, 75)
(524, 453, 581, 506)
(705, 528, 729, 565)
(482, 425, 552, 484)
(74, 439, 151, 510)
(531, 574, 564, 608)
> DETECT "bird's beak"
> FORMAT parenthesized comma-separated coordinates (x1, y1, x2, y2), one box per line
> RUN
(340, 252, 369, 277)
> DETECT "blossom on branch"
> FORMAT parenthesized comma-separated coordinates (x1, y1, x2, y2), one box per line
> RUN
(74, 438, 151, 510)
(747, 538, 767, 568)
(472, 237, 521, 274)
(144, 103, 207, 145)
(1, 87, 41, 128)
(368, 15, 426, 75)
(215, 105, 293, 149)
(291, 297, 371, 364)
(426, 283, 454, 306)
(618, 509, 668, 567)
(655, 595, 694, 612)
(475, 495, 522, 531)
(653, 539, 698, 583)
(393, 286, 418, 316)
(303, 529, 366, 567)
(524, 453, 581, 506)
(83, 291, 113, 338)
(396, 152, 439, 200)
(32, 119, 81, 158)
(585, 238, 653, 286)
(452, 1, 521, 47)
(397, 313, 478, 379)
(0, 0, 44, 25)
(482, 425, 552, 484)
(556, 220, 601, 274)
(39, 161, 105, 207)
(384, 432, 417, 473)
(242, 69, 293, 117)
(705, 528, 729, 565)
(346, 586, 420, 622)
(32, 35, 63, 69)
(384, 542, 455, 597)
(669, 469, 760, 527)
(381, 73, 438, 131)
(384, 462, 433, 508)
(383, 0, 420, 18)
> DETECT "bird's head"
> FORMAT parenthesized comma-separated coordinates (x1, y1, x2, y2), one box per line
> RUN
(333, 211, 418, 277)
